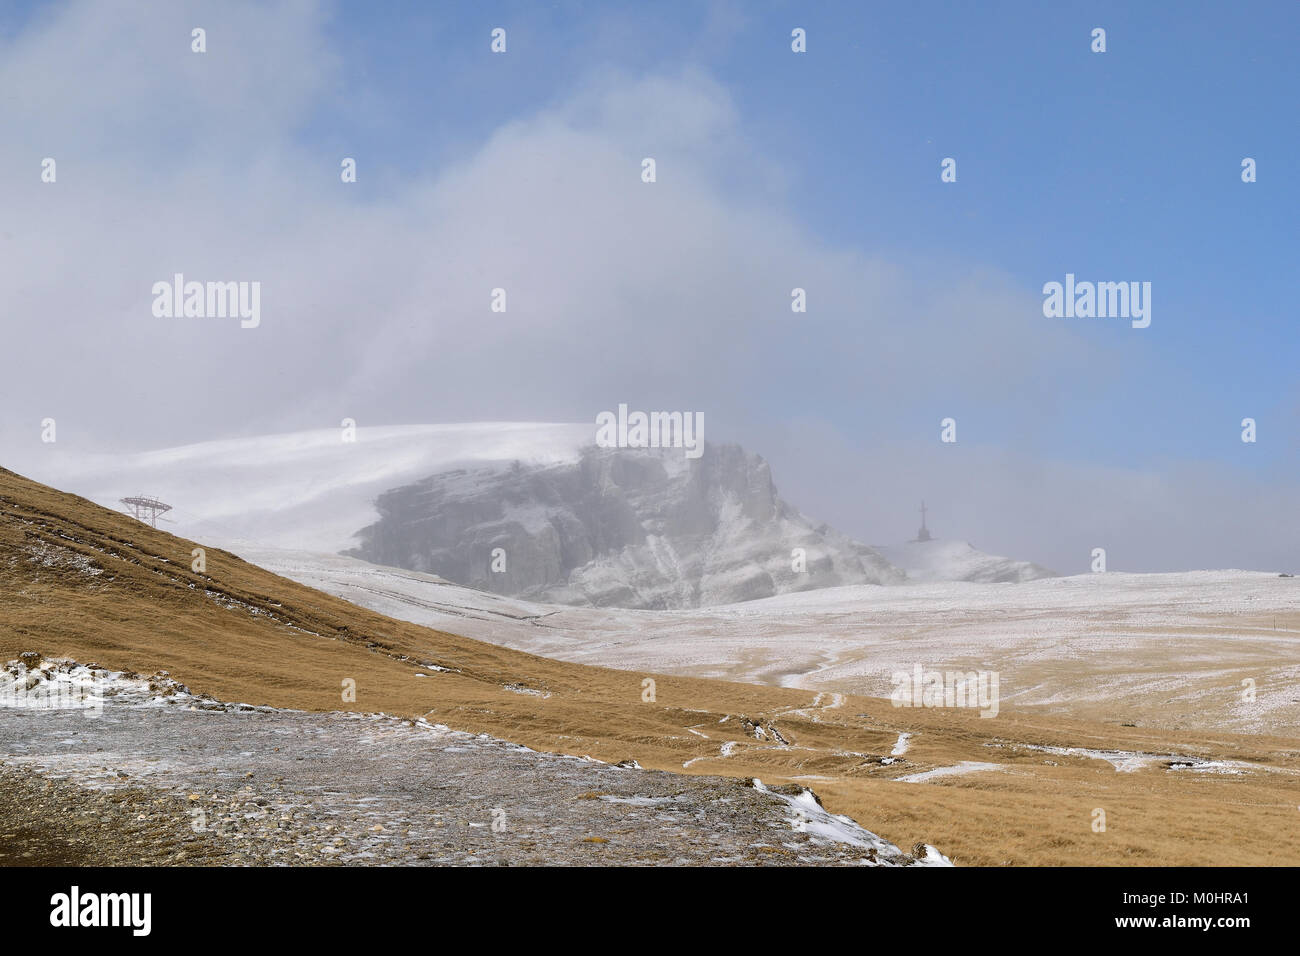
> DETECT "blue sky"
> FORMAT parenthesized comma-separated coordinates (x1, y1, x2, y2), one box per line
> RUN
(1, 0, 1296, 569)
(307, 0, 1300, 470)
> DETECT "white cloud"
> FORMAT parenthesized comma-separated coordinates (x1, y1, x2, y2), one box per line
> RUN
(0, 0, 1287, 571)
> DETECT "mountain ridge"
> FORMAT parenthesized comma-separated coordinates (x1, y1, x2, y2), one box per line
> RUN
(876, 538, 1057, 585)
(348, 442, 904, 609)
(13, 423, 1056, 606)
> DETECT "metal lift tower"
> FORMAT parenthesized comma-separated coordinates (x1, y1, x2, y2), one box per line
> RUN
(119, 495, 173, 528)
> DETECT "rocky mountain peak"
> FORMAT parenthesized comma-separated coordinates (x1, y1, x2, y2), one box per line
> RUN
(347, 443, 903, 609)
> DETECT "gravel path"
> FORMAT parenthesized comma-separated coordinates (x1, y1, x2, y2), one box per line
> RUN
(0, 661, 943, 867)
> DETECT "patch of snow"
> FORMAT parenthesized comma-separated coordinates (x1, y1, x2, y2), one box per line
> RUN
(751, 780, 953, 866)
(895, 761, 1002, 783)
(1013, 743, 1264, 776)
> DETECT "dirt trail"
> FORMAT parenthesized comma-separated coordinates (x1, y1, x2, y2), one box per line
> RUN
(0, 683, 930, 866)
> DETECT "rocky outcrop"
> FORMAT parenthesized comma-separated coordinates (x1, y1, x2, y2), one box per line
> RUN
(348, 444, 903, 609)
(875, 539, 1056, 584)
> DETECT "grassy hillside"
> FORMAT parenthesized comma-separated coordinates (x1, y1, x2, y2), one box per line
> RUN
(2, 465, 1298, 865)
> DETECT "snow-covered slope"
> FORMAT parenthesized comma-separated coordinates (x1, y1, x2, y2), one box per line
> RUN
(18, 424, 592, 553)
(875, 539, 1056, 584)
(248, 549, 1300, 738)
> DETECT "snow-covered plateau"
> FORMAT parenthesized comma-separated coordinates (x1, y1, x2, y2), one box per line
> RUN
(17, 423, 1298, 737)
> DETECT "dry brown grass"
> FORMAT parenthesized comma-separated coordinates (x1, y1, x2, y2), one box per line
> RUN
(3, 465, 1297, 865)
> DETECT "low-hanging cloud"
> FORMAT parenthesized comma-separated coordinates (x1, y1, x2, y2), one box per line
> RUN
(1, 0, 1291, 573)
